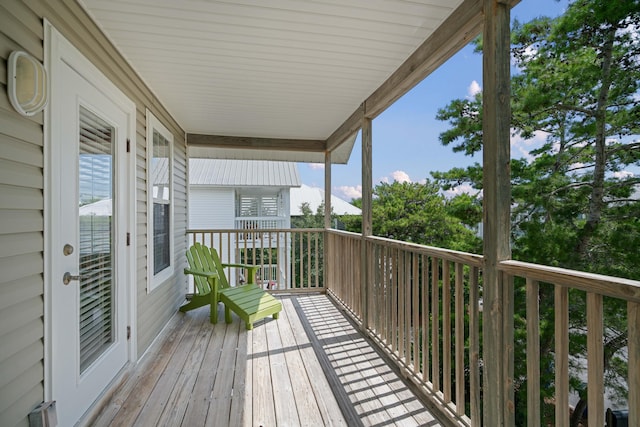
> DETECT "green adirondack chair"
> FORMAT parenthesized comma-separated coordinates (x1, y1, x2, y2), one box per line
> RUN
(180, 242, 282, 329)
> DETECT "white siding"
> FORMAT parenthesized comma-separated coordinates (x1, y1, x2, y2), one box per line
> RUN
(0, 2, 45, 426)
(0, 1, 187, 426)
(189, 188, 235, 230)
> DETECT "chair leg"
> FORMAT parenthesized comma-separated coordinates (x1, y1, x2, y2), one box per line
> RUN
(245, 322, 253, 330)
(225, 305, 233, 324)
(210, 304, 218, 324)
(210, 293, 218, 324)
(273, 312, 280, 319)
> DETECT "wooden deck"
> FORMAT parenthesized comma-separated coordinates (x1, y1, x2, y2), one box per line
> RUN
(91, 294, 443, 426)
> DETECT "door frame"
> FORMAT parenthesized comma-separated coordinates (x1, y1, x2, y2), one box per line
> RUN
(43, 21, 137, 403)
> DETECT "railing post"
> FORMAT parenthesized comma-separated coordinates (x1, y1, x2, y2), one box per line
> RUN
(361, 114, 372, 330)
(482, 0, 513, 425)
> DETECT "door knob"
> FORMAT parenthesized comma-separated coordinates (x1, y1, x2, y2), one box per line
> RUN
(63, 272, 81, 285)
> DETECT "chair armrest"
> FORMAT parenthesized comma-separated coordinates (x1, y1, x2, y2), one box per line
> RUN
(219, 263, 259, 285)
(184, 268, 218, 278)
(220, 262, 256, 269)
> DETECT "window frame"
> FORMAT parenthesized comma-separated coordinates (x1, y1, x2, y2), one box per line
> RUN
(146, 110, 174, 292)
(236, 190, 282, 217)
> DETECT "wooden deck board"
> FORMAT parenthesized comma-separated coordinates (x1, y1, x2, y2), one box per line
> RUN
(206, 319, 240, 426)
(282, 297, 350, 426)
(89, 294, 444, 427)
(92, 311, 194, 427)
(251, 320, 277, 426)
(277, 299, 326, 426)
(132, 309, 210, 427)
(181, 310, 227, 426)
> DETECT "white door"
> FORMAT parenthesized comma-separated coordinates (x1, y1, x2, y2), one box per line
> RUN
(49, 60, 131, 425)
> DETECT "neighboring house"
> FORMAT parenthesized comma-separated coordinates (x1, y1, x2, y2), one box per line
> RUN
(189, 158, 300, 231)
(188, 160, 362, 287)
(290, 184, 362, 216)
(189, 159, 301, 288)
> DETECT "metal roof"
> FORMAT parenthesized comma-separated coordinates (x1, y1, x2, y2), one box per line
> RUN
(290, 184, 361, 216)
(78, 0, 469, 163)
(189, 159, 301, 187)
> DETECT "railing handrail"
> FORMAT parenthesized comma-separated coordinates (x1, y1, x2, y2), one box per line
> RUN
(327, 229, 484, 267)
(500, 259, 640, 303)
(367, 234, 483, 267)
(187, 227, 324, 234)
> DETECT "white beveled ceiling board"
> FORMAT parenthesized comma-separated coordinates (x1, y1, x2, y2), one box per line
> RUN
(79, 0, 464, 141)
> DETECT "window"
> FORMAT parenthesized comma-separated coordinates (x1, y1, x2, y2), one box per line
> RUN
(147, 110, 173, 291)
(236, 192, 281, 217)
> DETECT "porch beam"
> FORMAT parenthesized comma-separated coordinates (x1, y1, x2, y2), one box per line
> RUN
(482, 0, 513, 426)
(364, 0, 484, 119)
(325, 0, 519, 152)
(187, 134, 325, 152)
(326, 104, 363, 152)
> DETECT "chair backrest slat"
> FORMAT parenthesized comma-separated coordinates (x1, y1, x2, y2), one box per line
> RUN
(210, 247, 231, 289)
(187, 243, 213, 295)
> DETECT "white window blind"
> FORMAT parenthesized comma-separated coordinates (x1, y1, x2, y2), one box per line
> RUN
(237, 193, 280, 217)
(78, 106, 114, 373)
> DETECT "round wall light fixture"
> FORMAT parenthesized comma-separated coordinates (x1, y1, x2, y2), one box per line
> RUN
(8, 50, 48, 116)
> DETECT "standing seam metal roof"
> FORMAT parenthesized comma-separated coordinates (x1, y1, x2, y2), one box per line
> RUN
(189, 159, 301, 187)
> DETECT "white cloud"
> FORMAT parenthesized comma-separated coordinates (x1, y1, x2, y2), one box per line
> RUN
(336, 185, 362, 200)
(467, 80, 482, 98)
(308, 163, 324, 170)
(390, 170, 411, 183)
(512, 44, 538, 69)
(444, 183, 482, 198)
(510, 130, 549, 163)
(613, 170, 634, 179)
(380, 170, 412, 184)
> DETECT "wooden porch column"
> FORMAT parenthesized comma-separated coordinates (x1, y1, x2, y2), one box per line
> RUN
(324, 151, 332, 229)
(361, 116, 373, 330)
(324, 151, 332, 291)
(482, 0, 513, 426)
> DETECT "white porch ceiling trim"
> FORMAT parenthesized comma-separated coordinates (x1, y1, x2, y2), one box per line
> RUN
(77, 0, 499, 162)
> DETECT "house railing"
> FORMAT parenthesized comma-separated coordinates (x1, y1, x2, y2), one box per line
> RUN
(499, 260, 640, 427)
(185, 228, 639, 425)
(325, 229, 640, 427)
(187, 228, 324, 291)
(234, 217, 288, 242)
(326, 230, 483, 426)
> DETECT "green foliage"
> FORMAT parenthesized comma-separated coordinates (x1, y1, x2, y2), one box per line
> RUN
(434, 0, 640, 422)
(291, 202, 329, 229)
(370, 180, 482, 253)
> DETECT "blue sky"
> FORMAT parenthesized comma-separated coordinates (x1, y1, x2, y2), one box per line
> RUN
(298, 0, 571, 201)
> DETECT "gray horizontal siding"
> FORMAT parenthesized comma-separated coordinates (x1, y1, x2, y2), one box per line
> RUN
(0, 1, 188, 426)
(0, 3, 45, 425)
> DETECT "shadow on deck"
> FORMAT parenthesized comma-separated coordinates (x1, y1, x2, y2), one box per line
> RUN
(91, 294, 444, 426)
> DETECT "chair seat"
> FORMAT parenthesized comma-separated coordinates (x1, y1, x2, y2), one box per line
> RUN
(220, 284, 282, 329)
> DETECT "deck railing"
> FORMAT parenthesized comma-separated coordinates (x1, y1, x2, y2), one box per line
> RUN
(187, 228, 324, 291)
(499, 261, 640, 427)
(326, 230, 483, 426)
(325, 229, 640, 427)
(185, 228, 639, 426)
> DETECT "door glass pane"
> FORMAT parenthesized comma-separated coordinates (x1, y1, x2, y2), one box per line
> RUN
(78, 106, 114, 374)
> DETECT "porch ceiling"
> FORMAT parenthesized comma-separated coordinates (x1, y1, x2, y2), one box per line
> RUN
(79, 0, 470, 162)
